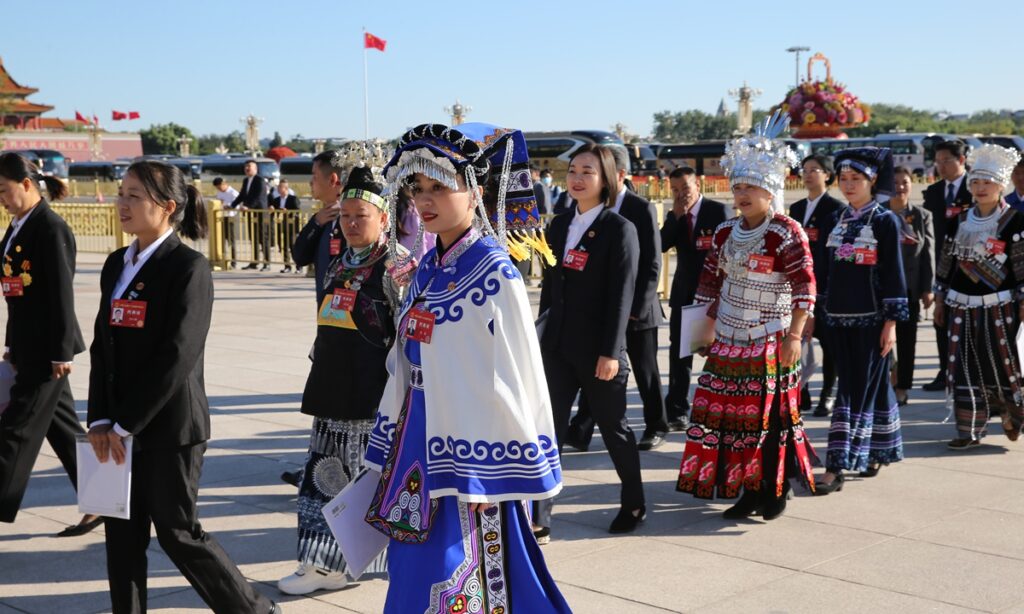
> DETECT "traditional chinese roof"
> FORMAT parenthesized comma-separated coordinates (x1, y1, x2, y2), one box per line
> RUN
(0, 57, 39, 97)
(9, 100, 54, 115)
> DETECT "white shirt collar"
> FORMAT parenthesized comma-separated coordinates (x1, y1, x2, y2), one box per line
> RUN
(124, 227, 175, 266)
(611, 187, 627, 214)
(803, 192, 824, 225)
(572, 202, 604, 226)
(946, 173, 965, 192)
(687, 195, 703, 219)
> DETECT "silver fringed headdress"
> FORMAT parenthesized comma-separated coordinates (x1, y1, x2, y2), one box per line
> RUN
(967, 143, 1021, 187)
(340, 140, 392, 210)
(382, 123, 554, 267)
(721, 110, 799, 212)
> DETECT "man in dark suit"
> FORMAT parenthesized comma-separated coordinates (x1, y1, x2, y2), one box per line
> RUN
(272, 178, 301, 273)
(1006, 159, 1024, 212)
(661, 167, 729, 430)
(292, 150, 346, 306)
(921, 140, 972, 391)
(564, 148, 668, 450)
(788, 154, 844, 416)
(231, 159, 270, 270)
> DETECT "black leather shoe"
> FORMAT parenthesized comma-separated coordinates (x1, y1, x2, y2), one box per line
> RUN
(799, 385, 812, 413)
(722, 489, 761, 519)
(608, 505, 646, 534)
(922, 374, 946, 391)
(761, 483, 791, 521)
(858, 463, 882, 478)
(666, 418, 688, 432)
(813, 472, 845, 495)
(56, 515, 104, 537)
(281, 470, 301, 487)
(813, 394, 835, 417)
(637, 432, 666, 451)
(261, 264, 270, 272)
(562, 432, 589, 453)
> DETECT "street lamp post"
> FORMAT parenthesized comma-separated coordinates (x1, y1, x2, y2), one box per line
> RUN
(785, 46, 810, 89)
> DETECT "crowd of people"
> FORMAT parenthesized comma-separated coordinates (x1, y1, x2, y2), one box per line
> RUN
(0, 112, 1022, 612)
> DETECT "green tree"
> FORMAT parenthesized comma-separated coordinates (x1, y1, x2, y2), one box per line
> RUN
(194, 131, 247, 155)
(140, 122, 194, 155)
(652, 109, 736, 142)
(269, 131, 283, 148)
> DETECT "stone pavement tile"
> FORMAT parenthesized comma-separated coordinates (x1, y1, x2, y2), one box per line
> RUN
(312, 577, 390, 614)
(204, 415, 310, 455)
(694, 572, 977, 614)
(807, 537, 1024, 611)
(902, 508, 1024, 561)
(200, 472, 298, 515)
(557, 582, 678, 613)
(539, 514, 638, 565)
(197, 451, 291, 487)
(203, 364, 309, 397)
(0, 604, 24, 613)
(836, 461, 1017, 509)
(903, 444, 1024, 481)
(547, 539, 791, 612)
(981, 491, 1024, 517)
(0, 510, 105, 572)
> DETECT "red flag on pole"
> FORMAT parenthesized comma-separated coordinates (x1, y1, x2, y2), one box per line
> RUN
(128, 111, 140, 120)
(93, 114, 99, 126)
(364, 32, 386, 52)
(75, 111, 89, 124)
(112, 110, 128, 120)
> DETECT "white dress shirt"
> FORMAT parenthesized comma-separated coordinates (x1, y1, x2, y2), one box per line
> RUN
(610, 188, 627, 214)
(564, 202, 604, 259)
(945, 174, 965, 199)
(802, 193, 824, 226)
(2, 213, 29, 257)
(90, 228, 175, 436)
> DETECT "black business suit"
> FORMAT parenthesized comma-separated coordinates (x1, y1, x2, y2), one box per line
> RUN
(885, 203, 935, 390)
(537, 205, 644, 527)
(921, 177, 971, 379)
(0, 200, 86, 523)
(789, 192, 844, 409)
(273, 193, 300, 266)
(661, 196, 729, 421)
(88, 234, 271, 614)
(569, 190, 667, 444)
(231, 175, 271, 264)
(293, 217, 345, 306)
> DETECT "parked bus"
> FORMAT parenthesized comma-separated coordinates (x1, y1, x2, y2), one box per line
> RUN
(278, 156, 314, 183)
(523, 130, 627, 179)
(69, 160, 130, 182)
(199, 155, 279, 183)
(804, 133, 982, 177)
(12, 149, 68, 179)
(978, 134, 1024, 152)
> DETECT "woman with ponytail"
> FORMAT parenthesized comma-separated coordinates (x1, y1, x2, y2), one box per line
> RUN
(85, 160, 279, 613)
(0, 152, 98, 536)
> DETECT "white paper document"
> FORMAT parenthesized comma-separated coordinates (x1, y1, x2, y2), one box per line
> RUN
(678, 302, 711, 358)
(322, 469, 389, 580)
(76, 434, 132, 519)
(1017, 326, 1024, 378)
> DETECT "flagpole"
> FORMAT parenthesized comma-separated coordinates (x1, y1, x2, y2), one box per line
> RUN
(363, 28, 370, 140)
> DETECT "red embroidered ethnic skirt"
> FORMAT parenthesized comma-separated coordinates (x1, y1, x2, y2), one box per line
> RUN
(676, 335, 818, 500)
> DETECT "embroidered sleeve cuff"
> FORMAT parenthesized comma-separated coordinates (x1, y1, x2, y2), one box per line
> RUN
(792, 294, 815, 312)
(882, 298, 911, 322)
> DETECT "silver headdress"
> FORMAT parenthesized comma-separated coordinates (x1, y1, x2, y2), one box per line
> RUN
(967, 143, 1021, 187)
(720, 110, 798, 212)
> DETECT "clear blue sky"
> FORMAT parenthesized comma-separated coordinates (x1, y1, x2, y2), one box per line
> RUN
(4, 0, 1020, 140)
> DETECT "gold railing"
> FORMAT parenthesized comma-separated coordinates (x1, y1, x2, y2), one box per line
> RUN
(68, 179, 315, 199)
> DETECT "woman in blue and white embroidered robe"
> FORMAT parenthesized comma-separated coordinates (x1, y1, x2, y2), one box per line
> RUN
(364, 123, 569, 614)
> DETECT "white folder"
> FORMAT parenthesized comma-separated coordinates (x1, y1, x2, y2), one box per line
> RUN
(76, 434, 132, 519)
(322, 469, 389, 580)
(678, 302, 711, 358)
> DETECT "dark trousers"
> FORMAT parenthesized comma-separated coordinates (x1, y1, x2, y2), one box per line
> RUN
(666, 306, 695, 421)
(894, 302, 922, 390)
(104, 443, 270, 614)
(249, 212, 272, 264)
(933, 320, 948, 377)
(536, 350, 644, 528)
(279, 217, 298, 266)
(0, 375, 81, 522)
(568, 327, 667, 444)
(805, 320, 837, 402)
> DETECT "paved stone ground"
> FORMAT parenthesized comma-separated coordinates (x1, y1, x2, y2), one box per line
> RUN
(2, 244, 1023, 614)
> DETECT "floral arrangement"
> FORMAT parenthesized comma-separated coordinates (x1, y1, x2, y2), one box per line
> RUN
(778, 80, 870, 132)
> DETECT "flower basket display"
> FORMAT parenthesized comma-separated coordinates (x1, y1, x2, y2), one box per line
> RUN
(776, 53, 870, 139)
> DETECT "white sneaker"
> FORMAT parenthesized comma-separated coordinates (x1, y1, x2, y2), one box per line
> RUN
(278, 563, 349, 595)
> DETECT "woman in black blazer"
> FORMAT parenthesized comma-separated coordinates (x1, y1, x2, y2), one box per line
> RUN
(0, 153, 99, 536)
(538, 144, 645, 537)
(86, 161, 278, 614)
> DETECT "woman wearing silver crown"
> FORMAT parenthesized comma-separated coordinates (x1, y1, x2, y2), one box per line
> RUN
(363, 124, 569, 613)
(933, 143, 1024, 450)
(676, 113, 819, 521)
(815, 147, 909, 494)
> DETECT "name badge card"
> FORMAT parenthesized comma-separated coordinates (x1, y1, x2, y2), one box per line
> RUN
(747, 255, 774, 275)
(804, 228, 819, 242)
(1, 277, 24, 297)
(563, 249, 589, 272)
(696, 235, 713, 250)
(405, 308, 436, 344)
(945, 206, 961, 219)
(331, 288, 358, 312)
(110, 299, 147, 328)
(986, 238, 1006, 255)
(854, 248, 878, 265)
(330, 238, 342, 256)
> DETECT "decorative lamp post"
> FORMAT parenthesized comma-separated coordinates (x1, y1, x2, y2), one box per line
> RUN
(785, 46, 810, 89)
(178, 135, 193, 158)
(728, 81, 762, 135)
(444, 99, 471, 126)
(313, 138, 327, 154)
(240, 113, 264, 155)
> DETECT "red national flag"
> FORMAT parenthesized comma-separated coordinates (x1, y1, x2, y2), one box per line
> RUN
(75, 111, 89, 124)
(93, 115, 99, 126)
(364, 32, 386, 52)
(112, 110, 128, 121)
(128, 111, 140, 120)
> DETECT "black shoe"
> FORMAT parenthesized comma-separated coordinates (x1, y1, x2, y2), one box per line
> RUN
(608, 505, 646, 534)
(637, 432, 666, 451)
(761, 482, 791, 521)
(281, 470, 301, 487)
(562, 430, 589, 453)
(722, 489, 761, 519)
(56, 515, 104, 537)
(229, 261, 237, 270)
(813, 394, 835, 417)
(896, 394, 909, 407)
(533, 526, 550, 545)
(858, 463, 882, 478)
(243, 263, 258, 270)
(947, 438, 981, 451)
(922, 374, 946, 392)
(261, 264, 270, 272)
(269, 602, 283, 614)
(280, 266, 292, 273)
(799, 385, 812, 413)
(813, 472, 844, 496)
(666, 418, 688, 432)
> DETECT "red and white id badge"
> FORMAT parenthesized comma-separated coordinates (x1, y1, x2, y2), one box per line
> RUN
(329, 238, 342, 256)
(804, 228, 819, 242)
(945, 206, 961, 219)
(986, 237, 1006, 255)
(563, 249, 589, 271)
(1, 276, 24, 297)
(110, 299, 147, 328)
(331, 288, 357, 312)
(747, 255, 774, 274)
(695, 235, 713, 250)
(405, 308, 436, 344)
(854, 248, 878, 265)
